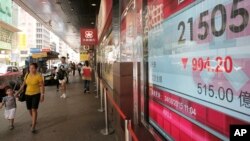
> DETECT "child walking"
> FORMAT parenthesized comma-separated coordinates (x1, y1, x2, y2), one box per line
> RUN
(0, 86, 17, 130)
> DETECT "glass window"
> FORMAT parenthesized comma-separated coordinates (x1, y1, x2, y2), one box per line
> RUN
(12, 67, 18, 72)
(0, 66, 7, 74)
(7, 67, 12, 72)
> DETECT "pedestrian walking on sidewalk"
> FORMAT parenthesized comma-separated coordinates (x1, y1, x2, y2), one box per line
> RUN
(82, 61, 92, 93)
(18, 63, 45, 133)
(52, 67, 60, 92)
(71, 62, 76, 76)
(56, 65, 68, 98)
(59, 57, 70, 83)
(0, 86, 17, 130)
(77, 63, 82, 77)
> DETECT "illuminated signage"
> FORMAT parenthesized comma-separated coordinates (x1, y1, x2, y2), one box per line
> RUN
(80, 52, 89, 61)
(148, 0, 250, 140)
(80, 28, 98, 45)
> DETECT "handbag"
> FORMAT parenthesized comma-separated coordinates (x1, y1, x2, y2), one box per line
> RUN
(19, 73, 29, 102)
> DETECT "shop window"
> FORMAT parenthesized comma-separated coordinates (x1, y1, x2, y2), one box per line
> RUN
(12, 67, 18, 72)
(7, 67, 12, 72)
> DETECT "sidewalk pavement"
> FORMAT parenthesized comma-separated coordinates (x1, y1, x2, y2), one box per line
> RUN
(0, 74, 116, 141)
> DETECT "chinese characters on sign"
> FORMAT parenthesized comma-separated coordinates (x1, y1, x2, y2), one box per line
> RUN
(239, 91, 250, 108)
(147, 0, 250, 140)
(80, 28, 98, 45)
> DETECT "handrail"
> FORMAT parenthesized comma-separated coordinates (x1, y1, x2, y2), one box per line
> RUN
(100, 80, 139, 141)
(128, 123, 139, 141)
(106, 90, 127, 120)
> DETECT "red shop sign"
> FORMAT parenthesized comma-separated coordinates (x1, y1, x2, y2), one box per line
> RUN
(41, 48, 51, 52)
(80, 28, 98, 45)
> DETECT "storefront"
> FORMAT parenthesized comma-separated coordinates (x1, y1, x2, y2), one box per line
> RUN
(96, 0, 250, 140)
(0, 0, 20, 65)
(95, 0, 113, 87)
(141, 0, 250, 140)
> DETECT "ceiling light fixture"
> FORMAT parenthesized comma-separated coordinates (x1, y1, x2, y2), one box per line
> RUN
(91, 22, 95, 25)
(41, 0, 47, 4)
(91, 3, 96, 6)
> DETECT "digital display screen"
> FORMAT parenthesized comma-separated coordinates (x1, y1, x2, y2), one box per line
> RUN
(147, 0, 250, 140)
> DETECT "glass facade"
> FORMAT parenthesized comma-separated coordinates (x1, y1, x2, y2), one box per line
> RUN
(97, 0, 250, 140)
(142, 0, 250, 140)
(0, 0, 13, 65)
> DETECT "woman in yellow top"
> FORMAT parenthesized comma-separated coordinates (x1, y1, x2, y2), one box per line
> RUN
(20, 63, 45, 133)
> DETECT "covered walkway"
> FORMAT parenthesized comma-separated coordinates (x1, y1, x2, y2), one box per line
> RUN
(0, 74, 115, 141)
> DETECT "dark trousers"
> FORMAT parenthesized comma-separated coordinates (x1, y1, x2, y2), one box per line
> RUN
(66, 73, 69, 83)
(84, 80, 90, 91)
(78, 69, 81, 76)
(56, 79, 59, 89)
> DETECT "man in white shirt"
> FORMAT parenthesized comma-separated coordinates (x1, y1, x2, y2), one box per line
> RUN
(58, 57, 69, 72)
(57, 57, 69, 98)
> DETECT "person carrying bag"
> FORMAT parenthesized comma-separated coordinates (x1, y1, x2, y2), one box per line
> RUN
(82, 61, 92, 93)
(17, 63, 45, 133)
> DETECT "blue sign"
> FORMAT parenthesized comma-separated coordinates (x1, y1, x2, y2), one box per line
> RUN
(30, 48, 41, 53)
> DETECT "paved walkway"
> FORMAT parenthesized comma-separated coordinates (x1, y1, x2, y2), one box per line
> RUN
(0, 74, 115, 141)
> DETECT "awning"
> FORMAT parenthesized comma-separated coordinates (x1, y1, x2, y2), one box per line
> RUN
(0, 20, 21, 32)
(31, 51, 59, 59)
(32, 52, 47, 58)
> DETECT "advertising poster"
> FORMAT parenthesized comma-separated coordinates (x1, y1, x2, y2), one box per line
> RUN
(147, 0, 250, 140)
(18, 33, 27, 50)
(80, 52, 89, 61)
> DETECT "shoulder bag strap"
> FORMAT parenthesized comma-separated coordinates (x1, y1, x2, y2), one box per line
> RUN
(23, 73, 29, 85)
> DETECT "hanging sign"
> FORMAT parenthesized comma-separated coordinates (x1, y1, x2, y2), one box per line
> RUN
(80, 28, 98, 45)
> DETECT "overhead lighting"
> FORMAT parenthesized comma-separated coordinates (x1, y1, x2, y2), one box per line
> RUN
(91, 3, 96, 6)
(124, 11, 128, 16)
(91, 22, 95, 25)
(41, 0, 47, 4)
